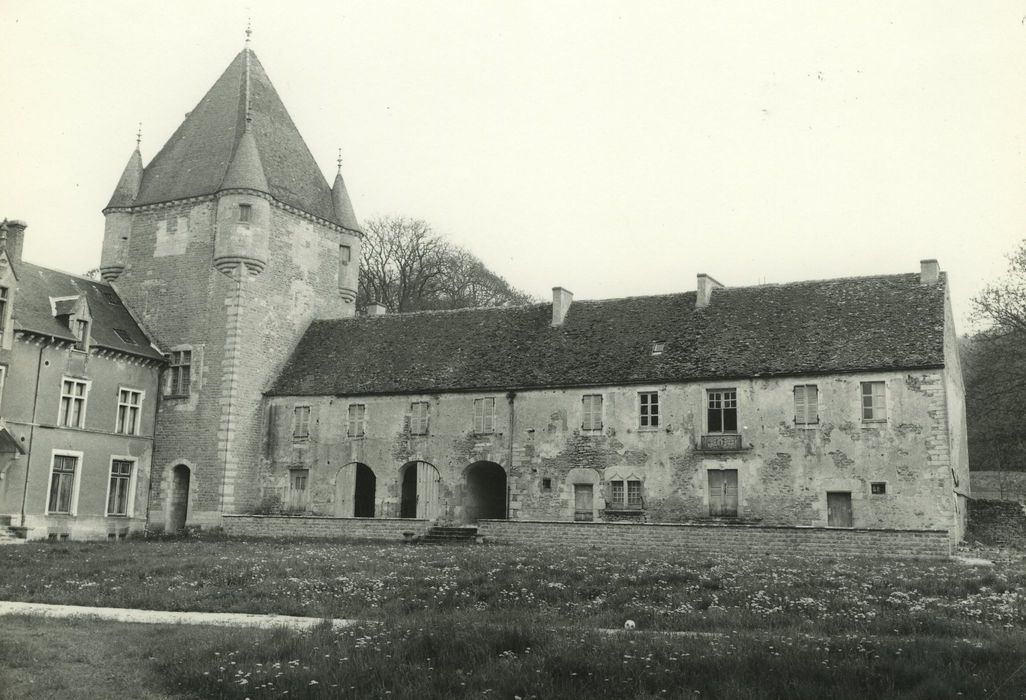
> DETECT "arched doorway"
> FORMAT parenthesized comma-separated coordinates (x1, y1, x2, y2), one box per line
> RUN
(464, 461, 507, 521)
(335, 462, 376, 517)
(399, 461, 441, 519)
(168, 464, 190, 532)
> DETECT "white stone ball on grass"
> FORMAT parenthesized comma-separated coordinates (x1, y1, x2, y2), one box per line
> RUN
(624, 619, 636, 630)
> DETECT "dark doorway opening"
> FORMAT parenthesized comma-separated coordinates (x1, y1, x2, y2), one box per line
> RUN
(465, 461, 507, 521)
(169, 464, 190, 532)
(400, 464, 418, 518)
(399, 461, 440, 519)
(827, 491, 853, 527)
(354, 463, 376, 517)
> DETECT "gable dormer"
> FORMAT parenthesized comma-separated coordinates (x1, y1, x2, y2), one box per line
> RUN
(51, 295, 92, 352)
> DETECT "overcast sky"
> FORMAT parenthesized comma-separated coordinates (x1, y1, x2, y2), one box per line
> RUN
(1, 1, 1024, 329)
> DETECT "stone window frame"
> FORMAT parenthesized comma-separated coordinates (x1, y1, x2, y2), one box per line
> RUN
(238, 203, 253, 224)
(638, 391, 660, 430)
(608, 478, 644, 510)
(58, 376, 90, 429)
(581, 394, 603, 432)
(860, 381, 887, 422)
(45, 449, 83, 516)
(115, 387, 144, 436)
(793, 384, 819, 426)
(870, 481, 887, 496)
(706, 388, 738, 434)
(347, 403, 367, 438)
(166, 348, 193, 398)
(473, 397, 496, 434)
(293, 405, 312, 441)
(105, 456, 137, 517)
(410, 401, 430, 435)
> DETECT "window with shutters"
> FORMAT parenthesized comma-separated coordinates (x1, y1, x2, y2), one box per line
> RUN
(116, 388, 143, 435)
(639, 391, 659, 429)
(582, 394, 603, 431)
(106, 459, 134, 516)
(293, 406, 311, 440)
(410, 402, 430, 435)
(861, 381, 887, 422)
(473, 397, 496, 434)
(347, 403, 367, 437)
(794, 384, 819, 425)
(59, 378, 88, 428)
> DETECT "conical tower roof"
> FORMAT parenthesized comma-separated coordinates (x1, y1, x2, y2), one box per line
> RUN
(105, 148, 144, 209)
(132, 49, 338, 224)
(332, 171, 360, 232)
(221, 128, 269, 192)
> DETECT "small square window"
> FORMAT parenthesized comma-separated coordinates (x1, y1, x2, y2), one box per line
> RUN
(541, 478, 552, 492)
(651, 340, 666, 356)
(871, 482, 886, 495)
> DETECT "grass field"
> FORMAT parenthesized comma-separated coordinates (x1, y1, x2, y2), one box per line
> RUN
(2, 536, 1026, 698)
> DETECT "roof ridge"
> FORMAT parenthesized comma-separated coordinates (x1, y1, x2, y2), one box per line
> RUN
(21, 261, 112, 286)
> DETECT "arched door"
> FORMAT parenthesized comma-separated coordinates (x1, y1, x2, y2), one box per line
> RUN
(336, 463, 376, 517)
(399, 461, 440, 520)
(168, 464, 190, 532)
(464, 461, 507, 521)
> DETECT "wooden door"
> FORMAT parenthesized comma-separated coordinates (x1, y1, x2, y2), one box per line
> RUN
(708, 470, 738, 517)
(574, 484, 594, 521)
(416, 462, 441, 520)
(335, 463, 357, 517)
(169, 465, 190, 532)
(827, 492, 853, 527)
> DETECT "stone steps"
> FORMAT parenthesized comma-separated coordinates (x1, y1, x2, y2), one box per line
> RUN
(420, 526, 479, 544)
(0, 526, 27, 545)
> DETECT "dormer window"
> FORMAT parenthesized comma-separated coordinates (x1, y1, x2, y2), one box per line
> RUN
(238, 203, 252, 223)
(73, 319, 90, 351)
(651, 340, 666, 356)
(0, 286, 8, 335)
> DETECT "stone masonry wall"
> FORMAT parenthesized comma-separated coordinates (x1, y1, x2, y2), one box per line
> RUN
(222, 514, 430, 540)
(478, 520, 951, 558)
(265, 368, 960, 535)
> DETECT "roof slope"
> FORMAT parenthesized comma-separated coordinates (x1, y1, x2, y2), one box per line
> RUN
(131, 50, 338, 224)
(270, 273, 947, 396)
(14, 263, 163, 360)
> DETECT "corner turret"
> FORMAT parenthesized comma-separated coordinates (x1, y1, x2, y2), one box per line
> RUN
(100, 139, 143, 281)
(331, 152, 361, 311)
(214, 124, 271, 276)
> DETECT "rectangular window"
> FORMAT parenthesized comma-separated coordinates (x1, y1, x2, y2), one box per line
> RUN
(47, 454, 78, 514)
(59, 378, 88, 428)
(609, 479, 643, 509)
(293, 406, 311, 440)
(107, 459, 134, 516)
(541, 477, 552, 492)
(347, 403, 366, 437)
(339, 244, 351, 264)
(871, 482, 887, 495)
(116, 389, 143, 435)
(168, 350, 192, 396)
(861, 381, 886, 421)
(582, 394, 603, 431)
(238, 203, 252, 223)
(74, 319, 89, 350)
(410, 402, 430, 435)
(794, 384, 819, 425)
(639, 391, 659, 428)
(474, 397, 496, 434)
(0, 286, 7, 334)
(707, 389, 737, 433)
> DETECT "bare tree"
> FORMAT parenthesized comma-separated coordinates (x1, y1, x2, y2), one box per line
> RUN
(358, 216, 533, 312)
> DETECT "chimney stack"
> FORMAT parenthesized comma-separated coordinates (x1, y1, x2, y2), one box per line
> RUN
(365, 302, 387, 316)
(0, 219, 26, 267)
(696, 273, 724, 308)
(919, 259, 940, 285)
(551, 287, 573, 327)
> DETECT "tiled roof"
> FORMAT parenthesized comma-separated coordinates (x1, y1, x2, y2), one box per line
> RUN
(269, 273, 947, 396)
(131, 50, 339, 225)
(13, 262, 163, 360)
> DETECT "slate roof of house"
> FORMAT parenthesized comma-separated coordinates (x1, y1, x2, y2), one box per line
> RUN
(129, 49, 342, 227)
(269, 273, 948, 397)
(14, 262, 163, 360)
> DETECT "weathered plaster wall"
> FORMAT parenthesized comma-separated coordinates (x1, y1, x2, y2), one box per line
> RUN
(941, 289, 971, 540)
(265, 368, 959, 534)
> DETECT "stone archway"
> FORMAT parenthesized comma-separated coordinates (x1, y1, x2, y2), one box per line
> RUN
(399, 461, 441, 520)
(168, 464, 190, 532)
(335, 462, 377, 517)
(464, 461, 507, 522)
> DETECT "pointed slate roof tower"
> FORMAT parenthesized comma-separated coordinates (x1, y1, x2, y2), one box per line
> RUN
(105, 145, 144, 210)
(331, 150, 361, 232)
(129, 47, 348, 229)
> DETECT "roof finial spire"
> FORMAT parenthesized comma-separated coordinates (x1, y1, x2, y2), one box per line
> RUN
(136, 122, 142, 150)
(336, 147, 343, 175)
(245, 17, 252, 48)
(243, 25, 252, 127)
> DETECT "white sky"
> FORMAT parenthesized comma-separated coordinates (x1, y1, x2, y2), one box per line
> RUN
(1, 1, 1024, 329)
